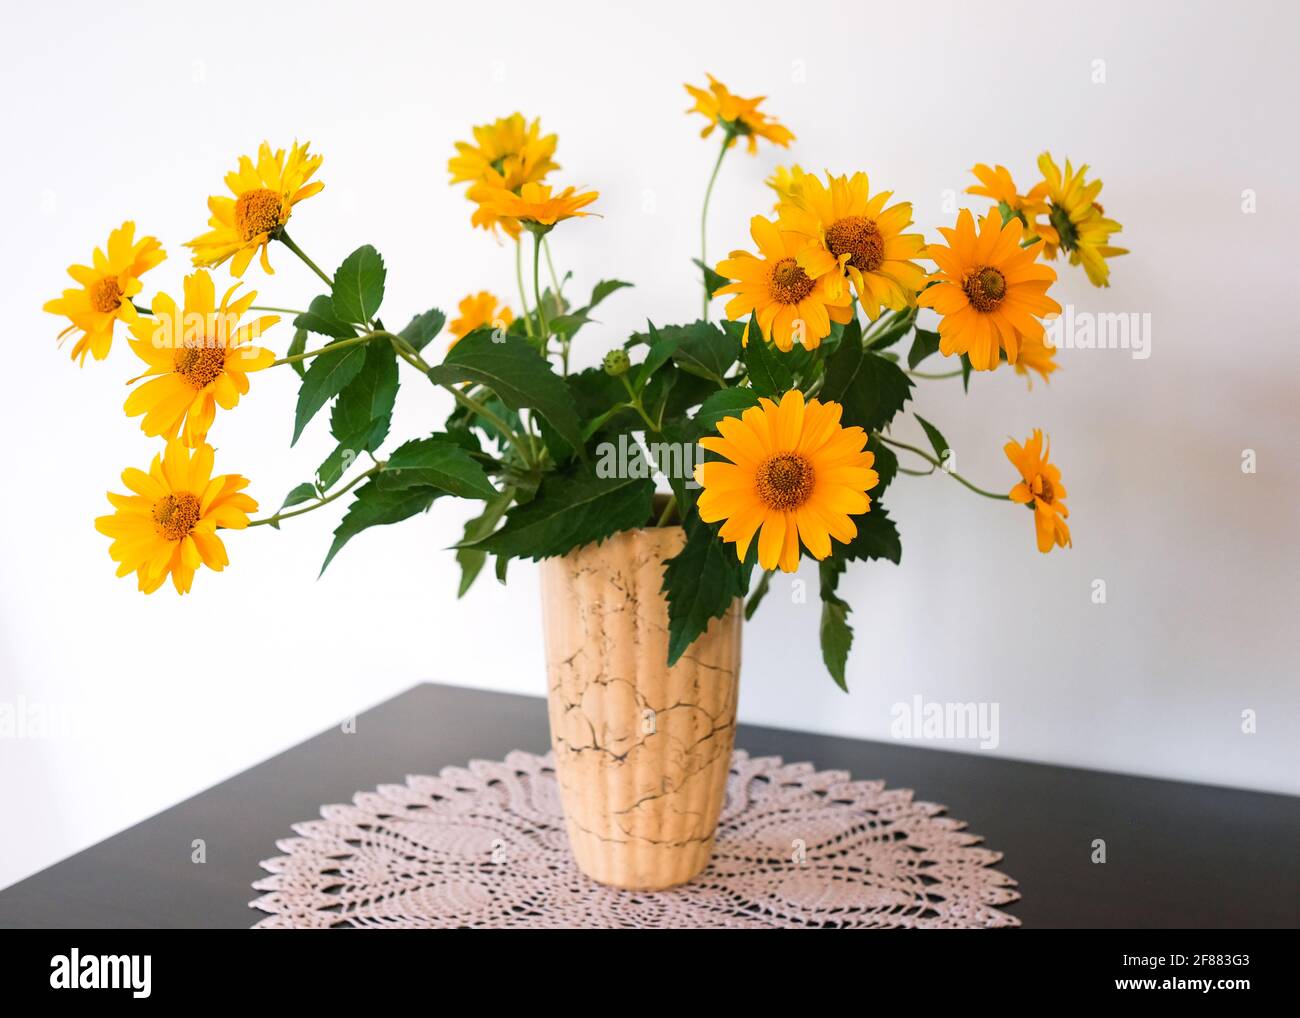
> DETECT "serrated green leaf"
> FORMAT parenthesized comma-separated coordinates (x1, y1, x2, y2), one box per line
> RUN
(287, 328, 308, 379)
(321, 481, 440, 573)
(672, 320, 740, 385)
(550, 280, 630, 338)
(914, 414, 950, 464)
(471, 468, 654, 562)
(332, 245, 386, 325)
(294, 295, 355, 339)
(425, 329, 585, 456)
(692, 257, 728, 298)
(820, 319, 914, 433)
(292, 340, 369, 445)
(455, 487, 515, 598)
(330, 339, 398, 453)
(662, 513, 752, 666)
(693, 387, 760, 432)
(634, 321, 683, 391)
(819, 559, 853, 691)
(843, 505, 901, 564)
(316, 441, 365, 491)
(742, 327, 793, 398)
(279, 482, 318, 512)
(400, 308, 447, 352)
(907, 328, 941, 369)
(867, 434, 898, 495)
(376, 436, 497, 500)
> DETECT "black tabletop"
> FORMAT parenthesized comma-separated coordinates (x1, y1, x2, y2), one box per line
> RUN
(0, 682, 1295, 929)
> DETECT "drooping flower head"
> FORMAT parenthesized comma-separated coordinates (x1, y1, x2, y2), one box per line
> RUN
(449, 291, 514, 346)
(1032, 153, 1127, 287)
(967, 163, 1049, 223)
(778, 171, 928, 321)
(714, 215, 853, 351)
(1013, 332, 1059, 389)
(44, 222, 165, 364)
(697, 389, 878, 573)
(95, 439, 257, 594)
(685, 74, 794, 154)
(1005, 429, 1071, 553)
(477, 182, 599, 234)
(449, 114, 559, 240)
(124, 270, 277, 446)
(918, 208, 1061, 371)
(766, 164, 810, 208)
(186, 141, 324, 276)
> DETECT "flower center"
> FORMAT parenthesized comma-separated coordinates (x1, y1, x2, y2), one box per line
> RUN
(1034, 475, 1056, 505)
(152, 492, 201, 541)
(962, 266, 1007, 312)
(768, 258, 815, 305)
(173, 344, 227, 389)
(89, 277, 123, 314)
(1048, 203, 1078, 251)
(234, 187, 283, 241)
(825, 215, 885, 273)
(755, 453, 815, 511)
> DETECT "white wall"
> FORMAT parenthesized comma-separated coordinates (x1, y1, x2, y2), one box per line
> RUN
(2, 0, 1297, 890)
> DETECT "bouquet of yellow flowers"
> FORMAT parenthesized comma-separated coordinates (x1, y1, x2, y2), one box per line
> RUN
(46, 74, 1126, 688)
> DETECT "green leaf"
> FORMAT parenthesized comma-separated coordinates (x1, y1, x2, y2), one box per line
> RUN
(376, 435, 497, 500)
(316, 441, 364, 491)
(867, 434, 898, 495)
(662, 513, 752, 666)
(292, 339, 369, 445)
(634, 321, 683, 391)
(742, 328, 795, 398)
(321, 481, 440, 574)
(693, 387, 760, 433)
(293, 295, 355, 339)
(588, 279, 633, 308)
(843, 505, 901, 564)
(399, 308, 446, 353)
(914, 414, 950, 465)
(692, 257, 728, 298)
(426, 329, 585, 456)
(672, 320, 740, 385)
(455, 487, 515, 598)
(744, 569, 774, 621)
(907, 328, 941, 369)
(332, 245, 386, 325)
(279, 482, 318, 512)
(819, 559, 853, 692)
(330, 340, 398, 452)
(287, 328, 308, 379)
(961, 353, 973, 392)
(471, 467, 654, 562)
(550, 279, 631, 338)
(820, 319, 914, 433)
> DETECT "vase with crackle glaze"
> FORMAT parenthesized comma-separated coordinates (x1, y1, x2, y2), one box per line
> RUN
(539, 526, 743, 890)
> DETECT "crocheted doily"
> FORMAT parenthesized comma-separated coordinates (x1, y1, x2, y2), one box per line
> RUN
(250, 750, 1021, 928)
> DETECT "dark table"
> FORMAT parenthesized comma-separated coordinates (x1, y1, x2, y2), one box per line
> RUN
(0, 682, 1294, 929)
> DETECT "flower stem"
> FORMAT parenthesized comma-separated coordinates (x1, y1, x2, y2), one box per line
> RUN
(278, 231, 334, 290)
(271, 333, 376, 367)
(700, 138, 730, 318)
(248, 463, 382, 528)
(908, 369, 963, 380)
(532, 231, 549, 342)
(876, 433, 1010, 501)
(655, 494, 678, 527)
(251, 304, 307, 316)
(514, 236, 534, 338)
(542, 237, 565, 313)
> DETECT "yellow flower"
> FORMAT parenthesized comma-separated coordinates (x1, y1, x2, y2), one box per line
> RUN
(1005, 429, 1071, 553)
(448, 114, 558, 191)
(766, 164, 810, 207)
(1032, 153, 1128, 287)
(684, 74, 794, 154)
(124, 270, 278, 446)
(477, 182, 599, 232)
(1013, 332, 1059, 388)
(696, 389, 878, 573)
(714, 215, 854, 351)
(967, 163, 1048, 219)
(778, 171, 928, 321)
(917, 209, 1061, 371)
(44, 222, 165, 364)
(185, 141, 324, 277)
(95, 439, 257, 594)
(450, 291, 514, 344)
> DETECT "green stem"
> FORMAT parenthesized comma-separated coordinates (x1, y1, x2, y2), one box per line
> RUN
(655, 494, 678, 527)
(532, 231, 549, 342)
(130, 301, 153, 315)
(542, 237, 565, 313)
(514, 236, 534, 338)
(278, 231, 334, 289)
(271, 333, 377, 367)
(908, 369, 963, 380)
(876, 434, 1010, 501)
(251, 305, 307, 316)
(700, 137, 731, 319)
(249, 464, 382, 528)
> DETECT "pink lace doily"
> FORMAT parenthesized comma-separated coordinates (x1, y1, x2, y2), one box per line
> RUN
(250, 750, 1021, 928)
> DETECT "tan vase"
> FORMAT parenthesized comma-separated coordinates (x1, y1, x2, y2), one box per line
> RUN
(539, 527, 743, 890)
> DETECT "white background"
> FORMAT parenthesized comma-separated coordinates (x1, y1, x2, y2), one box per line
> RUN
(1, 0, 1297, 891)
